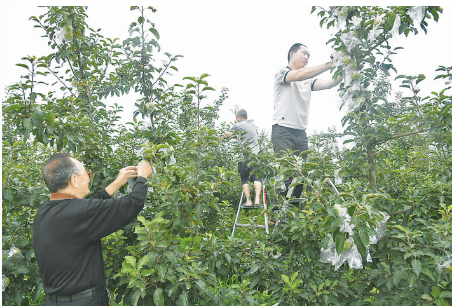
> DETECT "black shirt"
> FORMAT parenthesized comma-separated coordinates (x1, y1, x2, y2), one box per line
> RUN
(33, 177, 148, 296)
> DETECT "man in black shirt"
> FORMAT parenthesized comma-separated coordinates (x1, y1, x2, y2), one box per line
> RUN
(33, 153, 154, 305)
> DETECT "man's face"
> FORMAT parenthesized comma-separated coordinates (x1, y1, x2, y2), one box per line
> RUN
(291, 46, 310, 69)
(71, 158, 91, 197)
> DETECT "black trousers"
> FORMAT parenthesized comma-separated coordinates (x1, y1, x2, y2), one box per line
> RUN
(238, 161, 262, 185)
(44, 287, 109, 306)
(271, 124, 308, 202)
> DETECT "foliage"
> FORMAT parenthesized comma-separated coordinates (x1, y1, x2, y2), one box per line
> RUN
(3, 5, 452, 306)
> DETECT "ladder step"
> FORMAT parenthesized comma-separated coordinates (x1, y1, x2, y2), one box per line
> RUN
(240, 205, 264, 209)
(236, 223, 266, 229)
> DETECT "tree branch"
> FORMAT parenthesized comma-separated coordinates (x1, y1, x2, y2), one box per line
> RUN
(45, 66, 76, 96)
(377, 128, 429, 145)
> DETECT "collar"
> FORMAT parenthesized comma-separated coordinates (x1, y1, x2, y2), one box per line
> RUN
(49, 192, 80, 200)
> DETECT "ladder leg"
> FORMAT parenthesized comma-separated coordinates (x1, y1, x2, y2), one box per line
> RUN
(263, 184, 269, 235)
(286, 177, 296, 198)
(327, 179, 344, 201)
(231, 190, 244, 238)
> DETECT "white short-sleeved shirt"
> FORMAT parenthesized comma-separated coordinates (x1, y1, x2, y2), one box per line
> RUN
(272, 66, 315, 130)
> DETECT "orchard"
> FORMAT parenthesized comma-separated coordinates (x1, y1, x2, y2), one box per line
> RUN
(2, 6, 451, 306)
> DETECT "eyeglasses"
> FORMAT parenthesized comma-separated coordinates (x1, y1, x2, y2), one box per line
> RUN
(75, 169, 92, 180)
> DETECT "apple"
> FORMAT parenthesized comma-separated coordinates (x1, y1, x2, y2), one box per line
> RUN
(351, 70, 360, 80)
(339, 9, 348, 19)
(342, 56, 352, 65)
(445, 264, 452, 272)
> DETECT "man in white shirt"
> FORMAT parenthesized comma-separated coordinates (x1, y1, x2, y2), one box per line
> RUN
(272, 43, 341, 200)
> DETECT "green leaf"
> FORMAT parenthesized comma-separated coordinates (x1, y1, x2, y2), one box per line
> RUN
(137, 255, 150, 270)
(393, 268, 408, 285)
(180, 290, 188, 305)
(249, 263, 260, 274)
(358, 225, 369, 246)
(141, 268, 155, 277)
(149, 28, 160, 40)
(439, 291, 452, 299)
(164, 251, 177, 264)
(335, 231, 346, 254)
(137, 215, 147, 225)
(131, 288, 142, 306)
(121, 265, 137, 275)
(330, 216, 345, 232)
(125, 256, 137, 268)
(153, 287, 164, 306)
(281, 274, 290, 284)
(195, 279, 209, 295)
(16, 63, 29, 70)
(431, 286, 440, 299)
(34, 111, 45, 125)
(168, 283, 179, 298)
(353, 234, 367, 259)
(23, 118, 32, 132)
(34, 280, 44, 301)
(421, 294, 433, 301)
(411, 259, 422, 276)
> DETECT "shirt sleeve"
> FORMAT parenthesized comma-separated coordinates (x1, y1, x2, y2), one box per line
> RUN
(275, 67, 290, 85)
(90, 189, 112, 200)
(229, 123, 241, 133)
(311, 79, 317, 91)
(82, 177, 148, 241)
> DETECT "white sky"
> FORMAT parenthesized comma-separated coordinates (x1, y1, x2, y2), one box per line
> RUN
(2, 3, 451, 137)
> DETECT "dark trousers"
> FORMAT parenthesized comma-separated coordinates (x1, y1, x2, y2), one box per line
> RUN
(45, 287, 109, 306)
(271, 124, 308, 201)
(238, 161, 262, 185)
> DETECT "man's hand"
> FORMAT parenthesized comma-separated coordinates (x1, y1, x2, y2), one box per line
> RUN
(105, 166, 138, 196)
(221, 131, 233, 140)
(115, 166, 138, 186)
(137, 160, 154, 179)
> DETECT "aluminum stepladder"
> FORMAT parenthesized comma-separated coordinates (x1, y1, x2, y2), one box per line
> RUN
(231, 183, 270, 238)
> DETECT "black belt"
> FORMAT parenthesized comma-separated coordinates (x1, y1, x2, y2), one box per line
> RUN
(48, 285, 106, 303)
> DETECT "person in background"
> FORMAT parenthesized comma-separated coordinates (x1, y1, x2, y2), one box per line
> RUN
(221, 109, 262, 208)
(33, 153, 154, 305)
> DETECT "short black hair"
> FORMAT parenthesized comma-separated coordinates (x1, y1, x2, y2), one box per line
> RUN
(43, 153, 79, 193)
(288, 43, 307, 63)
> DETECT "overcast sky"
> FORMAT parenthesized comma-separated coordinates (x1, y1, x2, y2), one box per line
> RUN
(2, 3, 451, 136)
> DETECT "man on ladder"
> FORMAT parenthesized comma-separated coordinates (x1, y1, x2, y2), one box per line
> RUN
(221, 108, 262, 208)
(221, 109, 270, 238)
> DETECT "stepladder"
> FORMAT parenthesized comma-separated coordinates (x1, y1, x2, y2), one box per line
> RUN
(231, 184, 270, 238)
